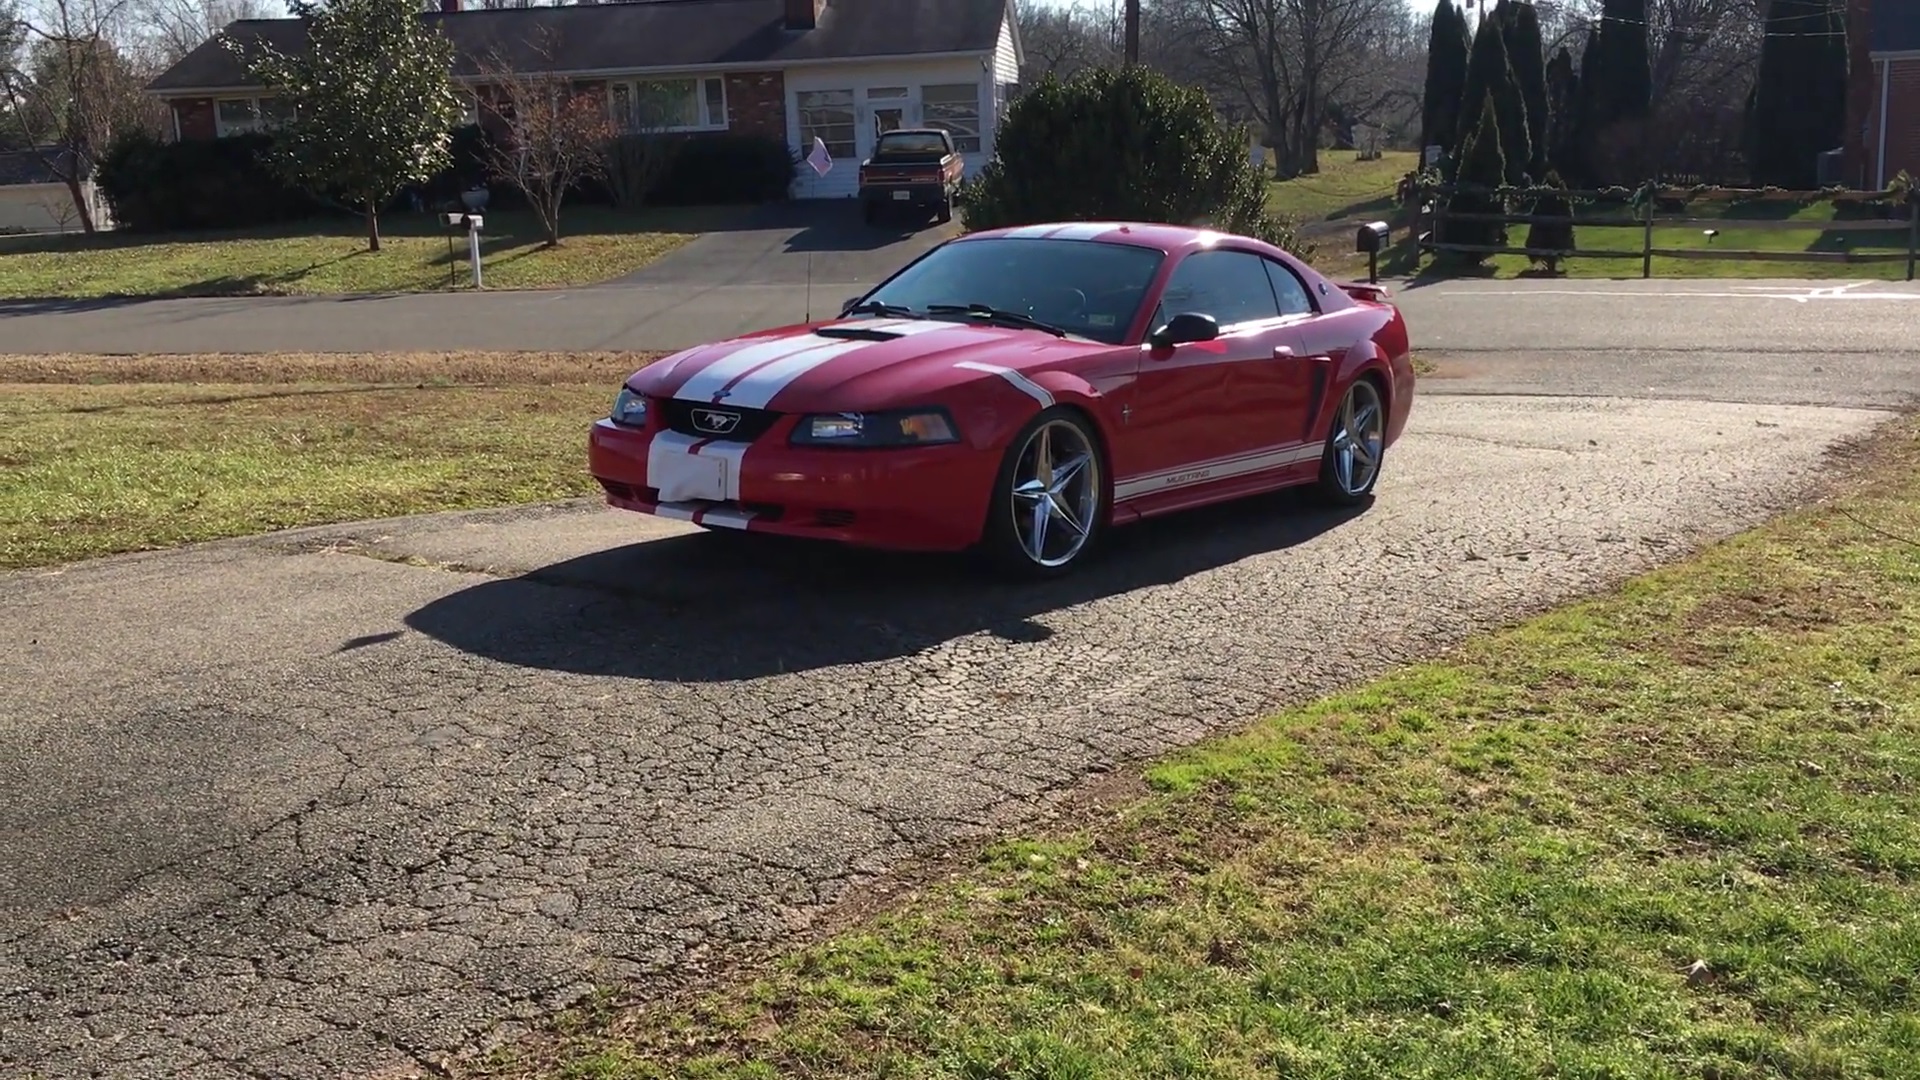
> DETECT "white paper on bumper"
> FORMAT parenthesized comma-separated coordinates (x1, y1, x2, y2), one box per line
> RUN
(647, 434, 730, 503)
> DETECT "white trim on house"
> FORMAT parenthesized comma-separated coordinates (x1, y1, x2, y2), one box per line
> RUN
(1876, 56, 1890, 189)
(1870, 49, 1920, 60)
(147, 48, 1006, 101)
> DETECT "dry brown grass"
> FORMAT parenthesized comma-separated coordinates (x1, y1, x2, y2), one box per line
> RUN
(0, 350, 666, 386)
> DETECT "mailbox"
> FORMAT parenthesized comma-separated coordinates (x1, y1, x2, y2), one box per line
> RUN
(1354, 220, 1390, 285)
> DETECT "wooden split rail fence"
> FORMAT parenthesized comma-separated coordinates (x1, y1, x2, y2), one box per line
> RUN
(1410, 182, 1920, 281)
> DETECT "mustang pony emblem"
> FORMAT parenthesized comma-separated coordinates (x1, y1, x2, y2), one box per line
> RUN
(690, 408, 742, 435)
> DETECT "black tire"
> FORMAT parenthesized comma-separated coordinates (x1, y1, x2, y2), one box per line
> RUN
(935, 191, 953, 224)
(1310, 375, 1386, 507)
(979, 407, 1109, 578)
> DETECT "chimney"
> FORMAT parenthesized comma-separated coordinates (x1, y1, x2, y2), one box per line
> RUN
(783, 0, 823, 30)
(440, 0, 459, 13)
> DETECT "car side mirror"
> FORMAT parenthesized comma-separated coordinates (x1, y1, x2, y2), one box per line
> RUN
(1149, 312, 1219, 349)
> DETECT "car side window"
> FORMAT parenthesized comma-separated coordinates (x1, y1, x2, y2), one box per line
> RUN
(1153, 250, 1283, 331)
(1262, 258, 1316, 316)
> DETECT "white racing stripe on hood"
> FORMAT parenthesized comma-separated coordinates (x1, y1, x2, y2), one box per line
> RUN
(718, 320, 963, 409)
(673, 335, 850, 403)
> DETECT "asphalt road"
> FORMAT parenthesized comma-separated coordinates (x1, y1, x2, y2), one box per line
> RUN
(2, 281, 1919, 1079)
(3, 275, 1916, 384)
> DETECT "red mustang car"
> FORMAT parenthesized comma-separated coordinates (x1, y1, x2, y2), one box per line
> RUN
(588, 220, 1415, 577)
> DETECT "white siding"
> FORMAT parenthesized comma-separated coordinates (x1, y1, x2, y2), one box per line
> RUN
(786, 57, 996, 199)
(0, 181, 111, 234)
(993, 15, 1020, 87)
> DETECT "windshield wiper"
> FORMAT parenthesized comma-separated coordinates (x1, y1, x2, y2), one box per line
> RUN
(841, 300, 919, 318)
(926, 302, 1068, 338)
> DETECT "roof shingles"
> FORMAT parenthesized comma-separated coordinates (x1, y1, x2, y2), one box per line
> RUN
(147, 0, 1009, 93)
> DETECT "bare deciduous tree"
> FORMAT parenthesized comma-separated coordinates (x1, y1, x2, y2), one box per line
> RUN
(1, 0, 165, 231)
(1168, 0, 1407, 177)
(134, 0, 273, 65)
(473, 30, 614, 246)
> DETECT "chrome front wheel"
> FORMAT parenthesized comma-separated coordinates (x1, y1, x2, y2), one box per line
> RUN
(985, 409, 1107, 576)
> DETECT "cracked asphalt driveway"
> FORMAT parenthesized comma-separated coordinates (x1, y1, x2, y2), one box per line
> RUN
(0, 390, 1897, 1080)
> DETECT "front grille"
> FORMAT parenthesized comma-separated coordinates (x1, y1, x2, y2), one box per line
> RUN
(655, 397, 783, 442)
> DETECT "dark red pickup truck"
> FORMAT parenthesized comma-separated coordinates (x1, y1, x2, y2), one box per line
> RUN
(858, 128, 966, 225)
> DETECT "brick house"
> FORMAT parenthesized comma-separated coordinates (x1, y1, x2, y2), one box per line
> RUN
(143, 0, 1025, 200)
(1844, 0, 1920, 189)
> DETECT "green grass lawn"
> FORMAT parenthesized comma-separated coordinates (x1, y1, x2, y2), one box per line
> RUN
(457, 416, 1920, 1080)
(1409, 197, 1919, 282)
(1266, 150, 1421, 280)
(1266, 150, 1421, 226)
(0, 205, 742, 299)
(0, 351, 658, 568)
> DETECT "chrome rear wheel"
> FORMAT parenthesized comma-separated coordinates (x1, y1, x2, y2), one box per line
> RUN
(1314, 377, 1386, 504)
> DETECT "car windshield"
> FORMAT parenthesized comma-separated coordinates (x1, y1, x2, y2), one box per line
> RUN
(856, 237, 1166, 346)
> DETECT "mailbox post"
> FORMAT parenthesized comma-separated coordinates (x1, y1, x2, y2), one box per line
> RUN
(1354, 220, 1390, 285)
(443, 210, 485, 289)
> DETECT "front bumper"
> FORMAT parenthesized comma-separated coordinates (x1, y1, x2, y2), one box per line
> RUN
(588, 418, 999, 552)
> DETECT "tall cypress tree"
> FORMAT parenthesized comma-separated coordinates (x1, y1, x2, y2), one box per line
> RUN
(1745, 0, 1848, 187)
(1444, 97, 1509, 264)
(1596, 0, 1651, 122)
(1565, 27, 1607, 184)
(1499, 0, 1551, 181)
(1420, 0, 1473, 159)
(1455, 1, 1530, 186)
(1544, 46, 1578, 179)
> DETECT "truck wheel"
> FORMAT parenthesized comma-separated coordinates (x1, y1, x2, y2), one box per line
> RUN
(935, 193, 953, 224)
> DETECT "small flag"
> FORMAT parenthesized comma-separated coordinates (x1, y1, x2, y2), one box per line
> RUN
(806, 136, 833, 176)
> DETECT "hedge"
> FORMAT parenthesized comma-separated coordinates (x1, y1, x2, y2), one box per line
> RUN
(95, 125, 796, 234)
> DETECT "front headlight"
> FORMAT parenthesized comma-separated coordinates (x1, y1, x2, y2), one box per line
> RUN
(789, 408, 960, 447)
(610, 386, 649, 428)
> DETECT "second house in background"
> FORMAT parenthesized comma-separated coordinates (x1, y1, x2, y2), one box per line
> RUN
(142, 0, 1026, 202)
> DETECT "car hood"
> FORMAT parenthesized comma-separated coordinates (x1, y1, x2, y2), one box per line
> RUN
(629, 316, 1110, 413)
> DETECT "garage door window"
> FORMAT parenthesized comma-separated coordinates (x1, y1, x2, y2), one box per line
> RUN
(921, 84, 981, 153)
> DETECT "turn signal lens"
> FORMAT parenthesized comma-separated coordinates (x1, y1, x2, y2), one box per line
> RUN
(898, 413, 955, 441)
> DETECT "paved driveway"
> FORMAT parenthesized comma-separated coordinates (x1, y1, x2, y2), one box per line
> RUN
(608, 199, 958, 287)
(3, 285, 1919, 1080)
(0, 201, 959, 355)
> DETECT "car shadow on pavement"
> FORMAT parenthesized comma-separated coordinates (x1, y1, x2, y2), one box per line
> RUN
(403, 489, 1368, 682)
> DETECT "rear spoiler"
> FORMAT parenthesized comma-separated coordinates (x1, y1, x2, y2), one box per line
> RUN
(1337, 280, 1393, 304)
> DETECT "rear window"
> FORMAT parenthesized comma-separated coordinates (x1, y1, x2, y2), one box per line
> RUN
(874, 132, 948, 156)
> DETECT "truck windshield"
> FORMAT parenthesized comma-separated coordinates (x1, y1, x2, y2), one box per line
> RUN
(855, 237, 1166, 346)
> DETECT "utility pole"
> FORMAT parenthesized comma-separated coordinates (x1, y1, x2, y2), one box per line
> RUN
(1125, 0, 1140, 64)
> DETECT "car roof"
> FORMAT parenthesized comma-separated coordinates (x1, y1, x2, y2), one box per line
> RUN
(950, 221, 1277, 256)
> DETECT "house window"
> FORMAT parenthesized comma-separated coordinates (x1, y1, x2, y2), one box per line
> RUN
(921, 83, 981, 153)
(610, 76, 728, 133)
(797, 88, 855, 160)
(214, 96, 289, 137)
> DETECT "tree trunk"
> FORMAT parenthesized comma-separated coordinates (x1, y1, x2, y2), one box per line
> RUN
(62, 174, 98, 233)
(365, 205, 382, 252)
(544, 199, 560, 247)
